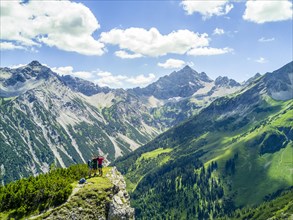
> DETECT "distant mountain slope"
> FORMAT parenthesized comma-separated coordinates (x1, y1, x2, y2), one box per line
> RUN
(219, 187, 293, 220)
(132, 65, 243, 127)
(59, 75, 111, 96)
(130, 65, 242, 101)
(114, 61, 293, 219)
(130, 65, 213, 99)
(0, 61, 162, 184)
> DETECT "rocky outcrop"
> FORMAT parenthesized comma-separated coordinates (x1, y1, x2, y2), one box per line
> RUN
(32, 167, 134, 220)
(106, 167, 135, 220)
(59, 75, 111, 96)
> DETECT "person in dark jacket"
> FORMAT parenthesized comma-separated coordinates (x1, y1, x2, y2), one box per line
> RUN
(97, 155, 105, 176)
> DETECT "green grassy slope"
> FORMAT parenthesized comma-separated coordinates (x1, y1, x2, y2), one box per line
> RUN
(0, 165, 114, 220)
(113, 62, 293, 219)
(115, 99, 292, 219)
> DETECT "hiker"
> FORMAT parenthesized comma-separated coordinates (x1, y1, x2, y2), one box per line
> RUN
(87, 158, 93, 178)
(97, 155, 105, 176)
(92, 156, 98, 176)
(88, 156, 98, 177)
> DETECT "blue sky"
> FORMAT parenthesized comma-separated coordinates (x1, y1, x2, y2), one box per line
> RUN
(0, 0, 292, 88)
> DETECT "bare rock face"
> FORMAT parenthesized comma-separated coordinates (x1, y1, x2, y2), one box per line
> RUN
(106, 167, 135, 220)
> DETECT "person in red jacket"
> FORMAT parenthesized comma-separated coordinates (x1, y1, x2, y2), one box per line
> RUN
(97, 155, 105, 176)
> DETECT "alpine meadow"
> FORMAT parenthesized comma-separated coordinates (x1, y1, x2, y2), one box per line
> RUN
(0, 1, 292, 220)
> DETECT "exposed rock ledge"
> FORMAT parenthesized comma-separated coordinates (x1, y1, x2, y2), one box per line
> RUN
(30, 167, 134, 220)
(106, 167, 135, 220)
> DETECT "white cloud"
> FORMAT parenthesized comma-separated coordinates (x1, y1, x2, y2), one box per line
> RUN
(100, 27, 209, 57)
(158, 59, 186, 69)
(51, 65, 156, 88)
(97, 71, 112, 77)
(100, 27, 231, 57)
(126, 74, 156, 85)
(0, 42, 26, 50)
(213, 28, 225, 35)
(180, 0, 233, 19)
(51, 66, 95, 80)
(9, 63, 26, 69)
(95, 74, 127, 87)
(0, 1, 105, 55)
(187, 47, 233, 56)
(115, 50, 143, 59)
(243, 0, 292, 23)
(258, 37, 275, 42)
(95, 71, 155, 88)
(255, 57, 268, 64)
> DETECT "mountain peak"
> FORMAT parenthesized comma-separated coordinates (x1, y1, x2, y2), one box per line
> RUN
(182, 65, 193, 71)
(28, 60, 43, 67)
(215, 76, 240, 87)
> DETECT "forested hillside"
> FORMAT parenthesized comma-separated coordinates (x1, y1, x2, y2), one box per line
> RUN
(0, 164, 88, 219)
(114, 62, 293, 219)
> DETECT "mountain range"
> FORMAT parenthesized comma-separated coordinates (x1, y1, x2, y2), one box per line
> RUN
(0, 60, 292, 219)
(113, 61, 293, 219)
(0, 61, 245, 184)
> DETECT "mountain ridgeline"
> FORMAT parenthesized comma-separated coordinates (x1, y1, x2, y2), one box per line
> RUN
(0, 61, 244, 184)
(113, 61, 293, 219)
(1, 60, 292, 219)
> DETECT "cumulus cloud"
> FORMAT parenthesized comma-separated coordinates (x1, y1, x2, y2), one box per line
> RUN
(95, 73, 127, 87)
(100, 27, 231, 57)
(0, 42, 26, 50)
(243, 0, 292, 23)
(51, 66, 95, 80)
(158, 59, 186, 69)
(213, 28, 225, 35)
(125, 74, 156, 85)
(9, 63, 26, 69)
(258, 37, 275, 42)
(115, 50, 143, 59)
(0, 1, 105, 55)
(255, 57, 268, 64)
(51, 65, 156, 88)
(100, 28, 209, 57)
(180, 0, 233, 19)
(187, 47, 233, 56)
(95, 72, 155, 88)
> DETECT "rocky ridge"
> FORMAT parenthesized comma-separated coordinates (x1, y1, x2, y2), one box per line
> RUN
(33, 167, 134, 220)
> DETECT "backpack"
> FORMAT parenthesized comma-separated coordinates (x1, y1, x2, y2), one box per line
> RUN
(79, 178, 86, 184)
(87, 160, 92, 168)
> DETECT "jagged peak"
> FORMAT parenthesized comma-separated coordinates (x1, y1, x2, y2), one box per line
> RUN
(182, 65, 193, 71)
(28, 60, 43, 67)
(215, 76, 240, 87)
(254, 72, 262, 78)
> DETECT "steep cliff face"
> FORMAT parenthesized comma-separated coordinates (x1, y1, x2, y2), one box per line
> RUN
(33, 167, 134, 220)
